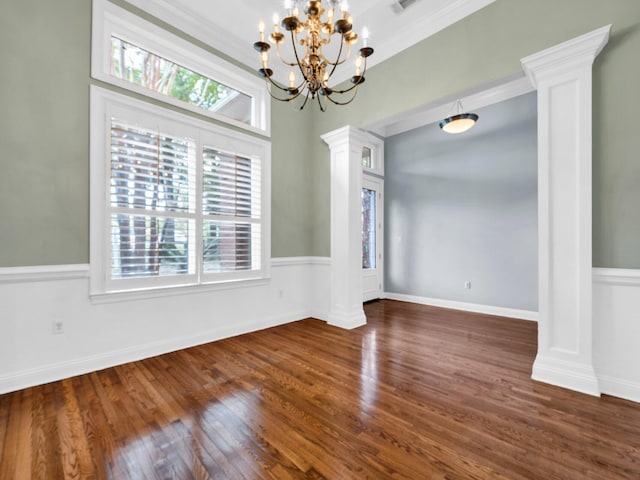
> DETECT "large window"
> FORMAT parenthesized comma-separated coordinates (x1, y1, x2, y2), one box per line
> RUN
(91, 87, 270, 297)
(91, 0, 269, 135)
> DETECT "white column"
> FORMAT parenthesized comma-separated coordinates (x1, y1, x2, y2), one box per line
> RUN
(321, 126, 374, 329)
(521, 25, 611, 396)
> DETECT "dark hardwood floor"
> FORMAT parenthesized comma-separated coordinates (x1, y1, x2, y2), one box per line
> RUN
(1, 300, 639, 479)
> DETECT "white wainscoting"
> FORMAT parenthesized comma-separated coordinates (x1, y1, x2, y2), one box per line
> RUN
(593, 268, 640, 403)
(383, 292, 539, 322)
(2, 261, 638, 404)
(0, 257, 331, 394)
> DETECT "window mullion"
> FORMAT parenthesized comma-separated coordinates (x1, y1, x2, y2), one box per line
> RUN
(109, 206, 197, 220)
(201, 214, 261, 224)
(195, 132, 204, 284)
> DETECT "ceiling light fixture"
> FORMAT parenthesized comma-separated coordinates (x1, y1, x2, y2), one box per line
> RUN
(253, 0, 374, 111)
(439, 99, 479, 134)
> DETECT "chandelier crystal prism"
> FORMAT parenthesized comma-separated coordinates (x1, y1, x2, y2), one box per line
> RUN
(253, 0, 374, 111)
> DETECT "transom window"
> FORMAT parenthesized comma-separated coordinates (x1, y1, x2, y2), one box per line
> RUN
(92, 0, 269, 135)
(110, 37, 252, 125)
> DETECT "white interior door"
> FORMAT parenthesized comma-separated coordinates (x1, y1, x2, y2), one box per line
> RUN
(362, 175, 384, 302)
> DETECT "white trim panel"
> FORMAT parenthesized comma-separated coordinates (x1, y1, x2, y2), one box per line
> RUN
(0, 312, 304, 395)
(0, 258, 329, 394)
(593, 267, 640, 404)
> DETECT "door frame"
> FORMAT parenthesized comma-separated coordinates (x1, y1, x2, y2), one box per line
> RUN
(362, 174, 384, 302)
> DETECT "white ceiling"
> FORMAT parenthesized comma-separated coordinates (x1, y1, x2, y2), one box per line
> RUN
(125, 0, 495, 84)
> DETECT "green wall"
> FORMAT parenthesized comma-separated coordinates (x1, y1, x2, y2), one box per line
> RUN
(311, 0, 640, 268)
(0, 0, 91, 266)
(0, 0, 314, 266)
(2, 0, 639, 268)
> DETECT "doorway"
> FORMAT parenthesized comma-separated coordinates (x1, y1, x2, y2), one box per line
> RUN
(362, 175, 384, 302)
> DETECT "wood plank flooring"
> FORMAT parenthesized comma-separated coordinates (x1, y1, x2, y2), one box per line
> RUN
(1, 300, 639, 479)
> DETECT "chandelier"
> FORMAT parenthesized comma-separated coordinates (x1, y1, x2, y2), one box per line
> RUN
(253, 0, 374, 111)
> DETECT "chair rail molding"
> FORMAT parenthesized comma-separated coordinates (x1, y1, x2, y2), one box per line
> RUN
(521, 24, 611, 396)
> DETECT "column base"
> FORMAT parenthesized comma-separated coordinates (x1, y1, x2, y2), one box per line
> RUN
(327, 307, 367, 330)
(532, 354, 601, 397)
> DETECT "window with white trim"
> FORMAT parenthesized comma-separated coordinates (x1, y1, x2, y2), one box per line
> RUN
(90, 87, 270, 296)
(91, 0, 270, 135)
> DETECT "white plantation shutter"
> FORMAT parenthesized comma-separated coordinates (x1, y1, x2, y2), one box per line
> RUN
(109, 119, 196, 280)
(94, 91, 268, 296)
(202, 148, 262, 274)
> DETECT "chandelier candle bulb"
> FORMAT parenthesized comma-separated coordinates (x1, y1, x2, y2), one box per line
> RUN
(259, 20, 265, 42)
(273, 14, 280, 32)
(355, 56, 362, 76)
(362, 27, 369, 47)
(288, 71, 296, 88)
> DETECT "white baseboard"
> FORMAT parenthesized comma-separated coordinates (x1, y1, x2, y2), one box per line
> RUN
(598, 375, 640, 404)
(383, 292, 538, 322)
(0, 310, 305, 395)
(532, 355, 601, 397)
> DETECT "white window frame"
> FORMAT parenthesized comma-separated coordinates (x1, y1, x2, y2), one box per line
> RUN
(362, 136, 385, 176)
(91, 0, 270, 136)
(90, 86, 271, 301)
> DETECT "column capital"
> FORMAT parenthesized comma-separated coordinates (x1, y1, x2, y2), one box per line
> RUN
(521, 25, 611, 87)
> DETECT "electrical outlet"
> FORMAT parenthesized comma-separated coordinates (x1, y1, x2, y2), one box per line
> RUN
(53, 320, 64, 335)
(465, 281, 471, 290)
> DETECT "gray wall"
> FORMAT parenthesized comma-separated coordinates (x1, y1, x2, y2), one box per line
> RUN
(384, 93, 538, 311)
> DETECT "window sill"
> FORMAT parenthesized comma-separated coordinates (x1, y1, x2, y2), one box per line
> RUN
(90, 276, 270, 305)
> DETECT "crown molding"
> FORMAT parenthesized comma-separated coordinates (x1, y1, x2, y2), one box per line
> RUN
(122, 0, 496, 85)
(356, 0, 496, 78)
(367, 72, 533, 137)
(122, 0, 257, 69)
